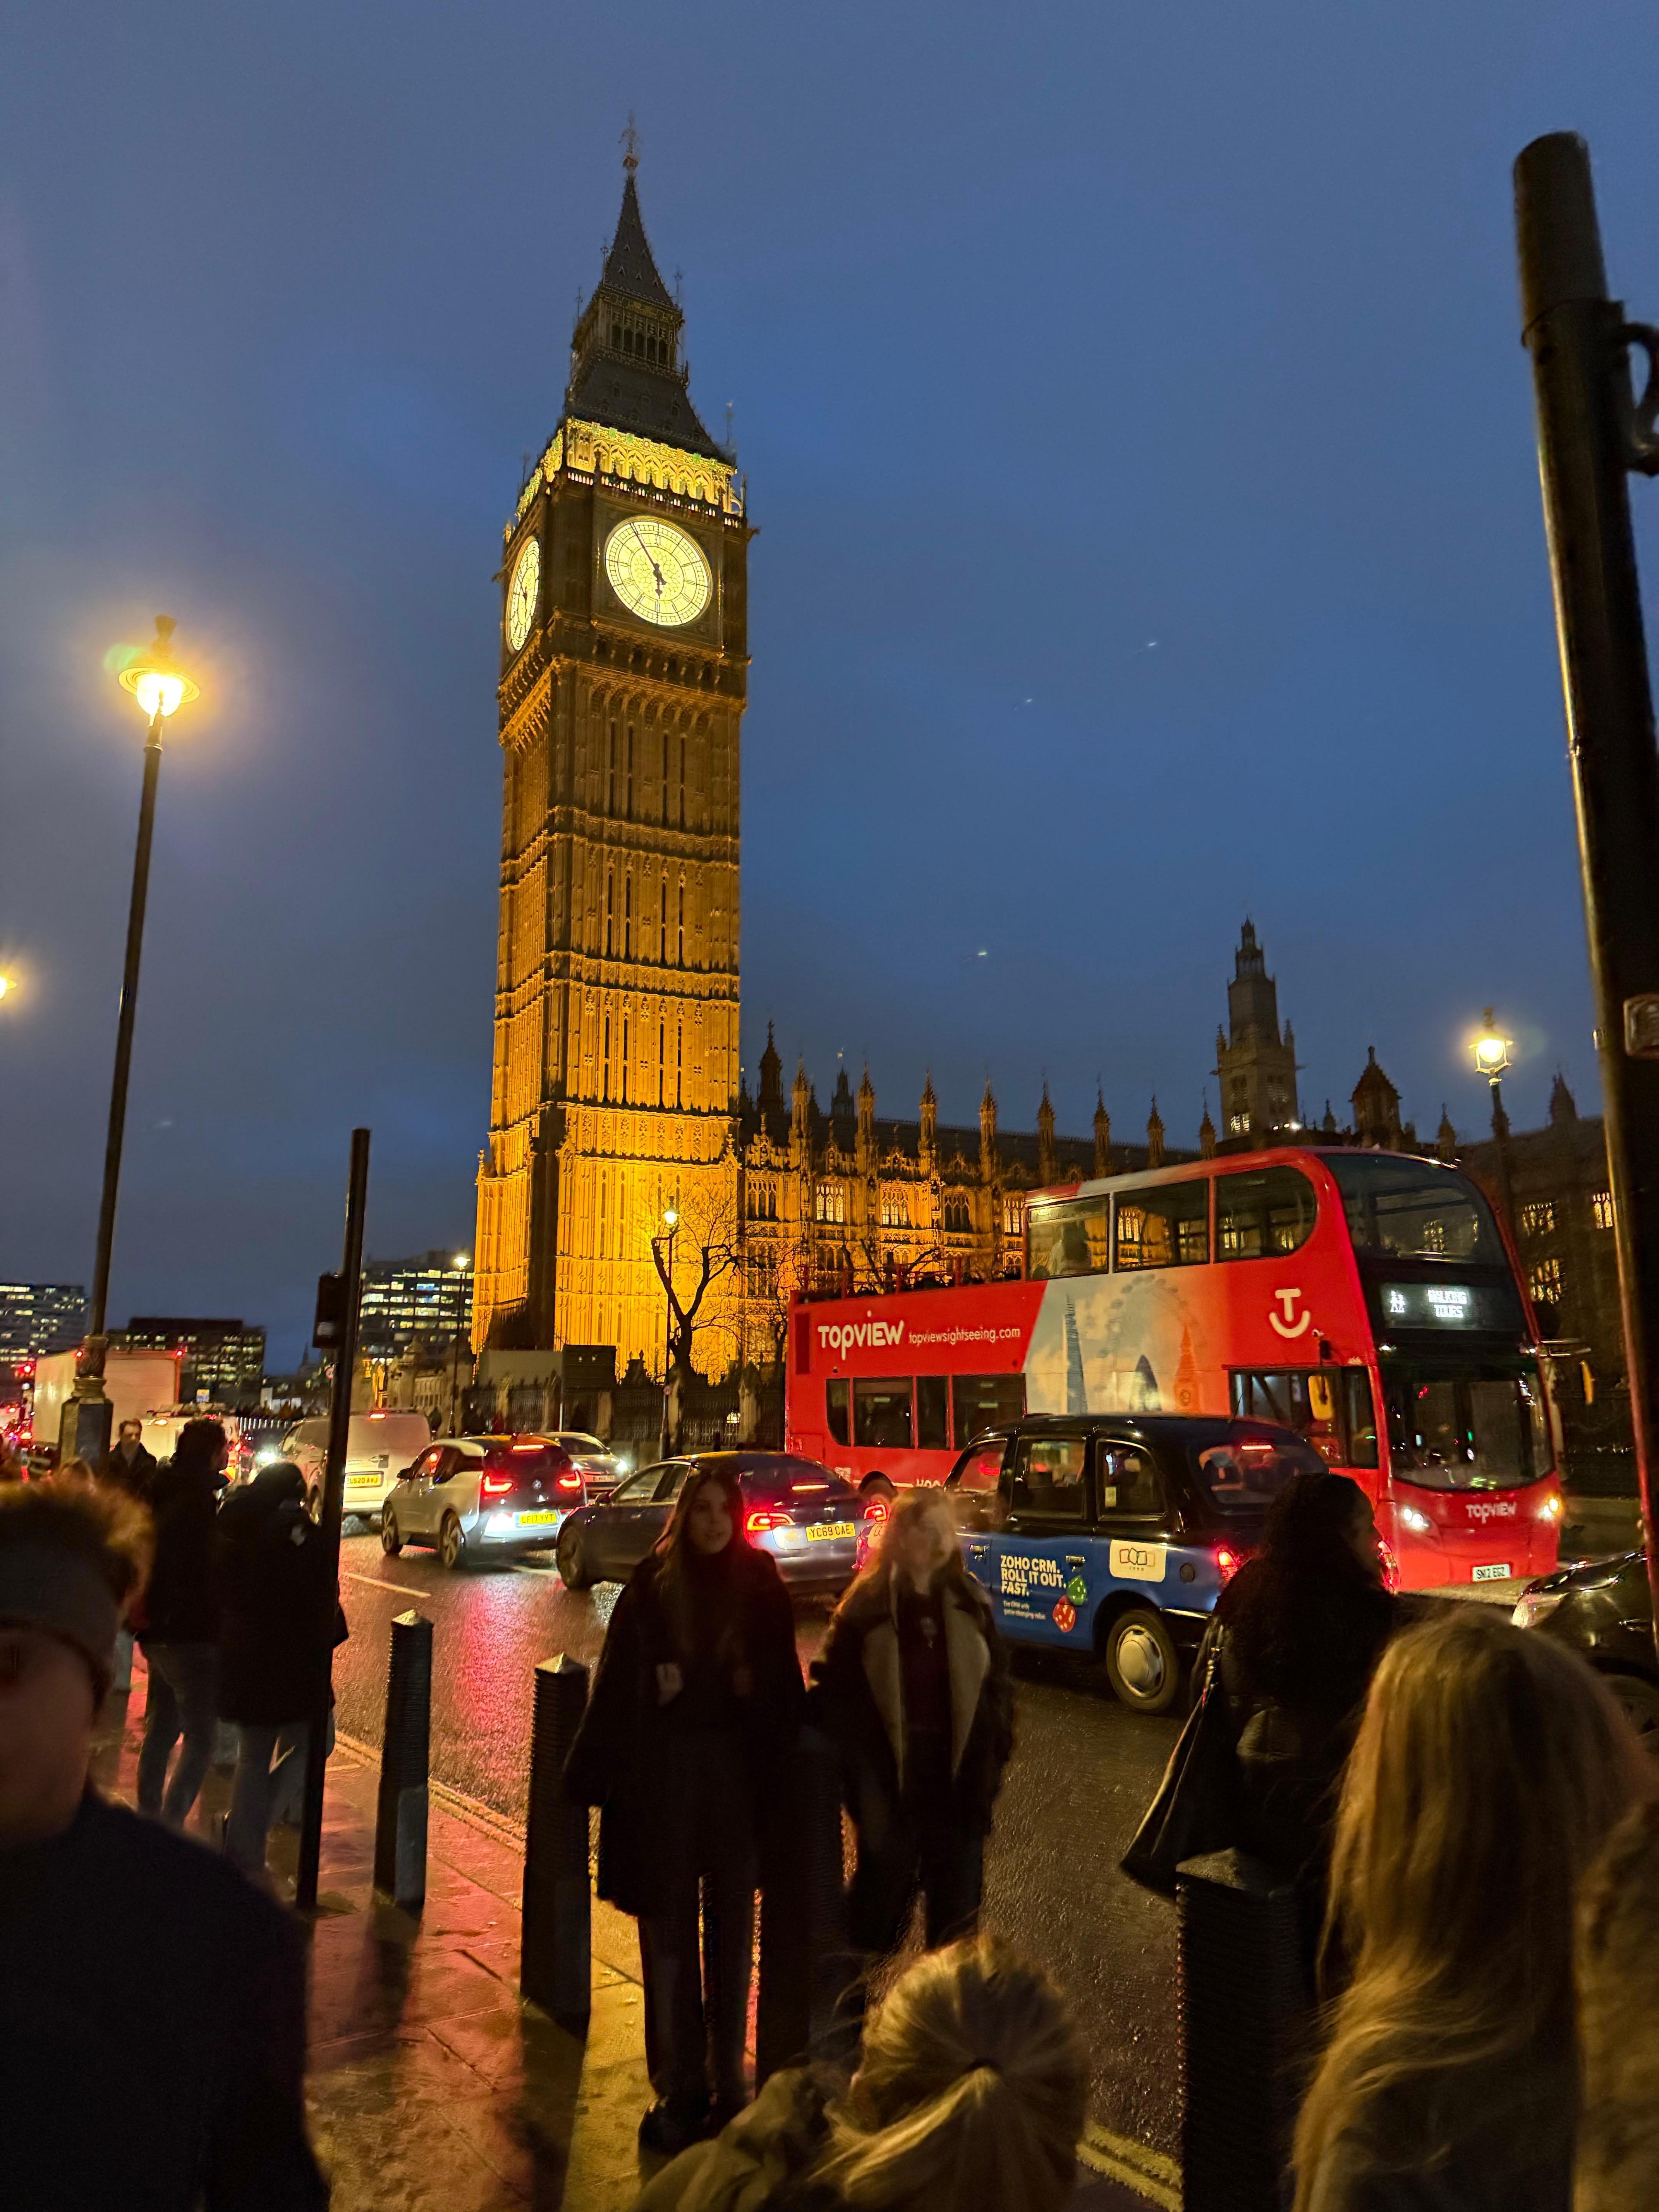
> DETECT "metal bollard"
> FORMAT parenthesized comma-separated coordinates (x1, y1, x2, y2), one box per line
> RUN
(1177, 1849, 1309, 2212)
(373, 1610, 432, 1910)
(520, 1654, 591, 2029)
(756, 1724, 847, 2082)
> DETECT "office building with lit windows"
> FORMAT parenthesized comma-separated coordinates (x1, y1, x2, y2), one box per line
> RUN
(358, 1252, 474, 1357)
(0, 1283, 87, 1362)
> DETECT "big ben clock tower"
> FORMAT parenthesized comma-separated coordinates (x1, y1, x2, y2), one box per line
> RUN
(472, 151, 749, 1368)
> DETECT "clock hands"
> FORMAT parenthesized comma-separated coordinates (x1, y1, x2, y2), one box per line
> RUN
(630, 522, 668, 595)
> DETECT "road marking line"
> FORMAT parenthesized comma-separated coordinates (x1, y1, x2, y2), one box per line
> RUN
(342, 1571, 428, 1600)
(1078, 2122, 1182, 2209)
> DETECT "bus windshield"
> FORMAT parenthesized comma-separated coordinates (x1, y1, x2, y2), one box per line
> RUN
(1326, 1154, 1506, 1267)
(1382, 1362, 1550, 1489)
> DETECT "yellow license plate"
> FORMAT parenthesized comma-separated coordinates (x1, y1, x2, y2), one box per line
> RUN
(516, 1510, 560, 1527)
(347, 1474, 381, 1487)
(807, 1521, 855, 1542)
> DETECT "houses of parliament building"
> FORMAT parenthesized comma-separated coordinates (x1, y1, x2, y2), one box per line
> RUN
(470, 160, 1445, 1384)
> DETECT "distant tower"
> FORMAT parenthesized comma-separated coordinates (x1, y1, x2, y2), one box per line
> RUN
(1352, 1048, 1405, 1149)
(1436, 1105, 1457, 1162)
(1037, 1085, 1058, 1187)
(1064, 1297, 1087, 1415)
(1146, 1099, 1166, 1170)
(1215, 920, 1301, 1144)
(1092, 1091, 1112, 1179)
(1199, 1103, 1217, 1160)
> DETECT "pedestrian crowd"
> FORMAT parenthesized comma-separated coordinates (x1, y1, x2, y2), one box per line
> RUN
(5, 1430, 1659, 2211)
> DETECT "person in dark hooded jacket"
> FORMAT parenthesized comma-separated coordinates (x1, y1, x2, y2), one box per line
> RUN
(564, 1458, 804, 2157)
(216, 1461, 345, 1874)
(136, 1419, 229, 1827)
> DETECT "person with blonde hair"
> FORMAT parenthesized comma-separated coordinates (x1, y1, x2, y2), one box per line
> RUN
(811, 1490, 1012, 2016)
(631, 1931, 1088, 2212)
(1574, 1797, 1659, 2212)
(1293, 1609, 1650, 2212)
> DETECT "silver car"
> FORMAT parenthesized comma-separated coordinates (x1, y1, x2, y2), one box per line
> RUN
(547, 1430, 627, 1501)
(381, 1434, 580, 1569)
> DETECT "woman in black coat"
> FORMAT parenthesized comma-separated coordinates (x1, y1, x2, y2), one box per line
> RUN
(216, 1462, 345, 1874)
(809, 1490, 1013, 2015)
(563, 1460, 804, 2156)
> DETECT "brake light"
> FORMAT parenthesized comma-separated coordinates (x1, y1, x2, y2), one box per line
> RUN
(863, 1499, 890, 1524)
(1214, 1545, 1242, 1583)
(511, 1440, 544, 1454)
(556, 1472, 582, 1492)
(747, 1510, 791, 1533)
(481, 1472, 514, 1496)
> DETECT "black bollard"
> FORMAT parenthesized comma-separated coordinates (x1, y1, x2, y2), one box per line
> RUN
(373, 1610, 432, 1910)
(520, 1654, 591, 2029)
(1177, 1850, 1307, 2212)
(756, 1724, 847, 2082)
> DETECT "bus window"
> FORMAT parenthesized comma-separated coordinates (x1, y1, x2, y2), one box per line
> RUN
(1115, 1180, 1209, 1270)
(1026, 1196, 1108, 1280)
(917, 1376, 949, 1451)
(1383, 1368, 1548, 1488)
(1216, 1166, 1317, 1260)
(826, 1378, 850, 1447)
(953, 1374, 1026, 1447)
(1096, 1442, 1163, 1518)
(1230, 1365, 1380, 1469)
(1327, 1155, 1505, 1266)
(854, 1379, 913, 1449)
(1011, 1434, 1087, 1518)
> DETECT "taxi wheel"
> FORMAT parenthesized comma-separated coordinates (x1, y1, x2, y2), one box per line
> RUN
(1103, 1607, 1183, 1715)
(381, 1510, 403, 1557)
(438, 1513, 467, 1571)
(557, 1523, 593, 1592)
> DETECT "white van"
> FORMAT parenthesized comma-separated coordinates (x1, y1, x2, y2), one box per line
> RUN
(278, 1411, 433, 1525)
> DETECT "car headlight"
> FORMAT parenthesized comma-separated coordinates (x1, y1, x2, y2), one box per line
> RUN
(1399, 1505, 1432, 1536)
(1512, 1590, 1565, 1630)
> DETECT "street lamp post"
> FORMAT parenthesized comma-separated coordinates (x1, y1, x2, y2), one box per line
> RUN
(62, 618, 199, 1464)
(449, 1252, 471, 1433)
(1472, 1010, 1517, 1234)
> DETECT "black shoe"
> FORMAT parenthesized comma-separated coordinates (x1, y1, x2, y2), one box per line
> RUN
(638, 2095, 708, 2158)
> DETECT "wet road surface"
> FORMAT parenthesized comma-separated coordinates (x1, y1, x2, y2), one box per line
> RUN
(331, 1531, 1185, 2156)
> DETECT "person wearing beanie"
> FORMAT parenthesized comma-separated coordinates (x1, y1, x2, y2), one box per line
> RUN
(0, 1475, 326, 2209)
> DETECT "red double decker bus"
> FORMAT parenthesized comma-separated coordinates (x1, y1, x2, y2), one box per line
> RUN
(787, 1147, 1563, 1593)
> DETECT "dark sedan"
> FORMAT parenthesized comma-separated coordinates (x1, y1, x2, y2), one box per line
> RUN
(1513, 1549, 1659, 1740)
(554, 1450, 862, 1595)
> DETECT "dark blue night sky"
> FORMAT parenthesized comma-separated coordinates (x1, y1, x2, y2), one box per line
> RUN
(5, 2, 1659, 1361)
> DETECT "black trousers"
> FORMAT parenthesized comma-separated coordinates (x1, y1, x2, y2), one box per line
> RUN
(848, 1808, 985, 1960)
(639, 1731, 757, 2108)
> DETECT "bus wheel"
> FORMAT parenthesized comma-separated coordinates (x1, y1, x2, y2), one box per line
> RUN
(1103, 1608, 1183, 1715)
(860, 1472, 896, 1503)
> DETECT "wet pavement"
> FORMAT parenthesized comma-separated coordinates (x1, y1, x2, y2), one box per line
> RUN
(331, 1531, 1185, 2160)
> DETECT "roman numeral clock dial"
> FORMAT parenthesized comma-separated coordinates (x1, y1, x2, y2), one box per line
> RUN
(603, 516, 711, 627)
(505, 537, 540, 654)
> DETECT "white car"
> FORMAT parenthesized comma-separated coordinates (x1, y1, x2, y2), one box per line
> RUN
(279, 1411, 435, 1525)
(380, 1434, 583, 1568)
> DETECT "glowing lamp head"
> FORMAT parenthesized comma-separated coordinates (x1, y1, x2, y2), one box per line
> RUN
(663, 1207, 679, 1231)
(118, 616, 199, 723)
(453, 1252, 471, 1270)
(1472, 1008, 1511, 1081)
(0, 976, 11, 1002)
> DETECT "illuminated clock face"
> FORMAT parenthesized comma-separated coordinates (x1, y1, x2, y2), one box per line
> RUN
(505, 538, 540, 653)
(603, 517, 712, 628)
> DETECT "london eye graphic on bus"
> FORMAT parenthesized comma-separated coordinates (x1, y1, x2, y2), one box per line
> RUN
(1028, 1276, 1208, 1419)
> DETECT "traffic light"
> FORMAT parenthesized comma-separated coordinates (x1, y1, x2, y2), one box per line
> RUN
(312, 1272, 348, 1352)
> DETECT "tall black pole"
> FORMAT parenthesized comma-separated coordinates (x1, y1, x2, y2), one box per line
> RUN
(1489, 1076, 1516, 1232)
(296, 1126, 371, 1909)
(64, 714, 164, 1465)
(1515, 133, 1659, 1633)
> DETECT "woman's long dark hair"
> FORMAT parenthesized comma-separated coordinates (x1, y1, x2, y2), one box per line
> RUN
(1221, 1469, 1391, 1714)
(652, 1459, 752, 1660)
